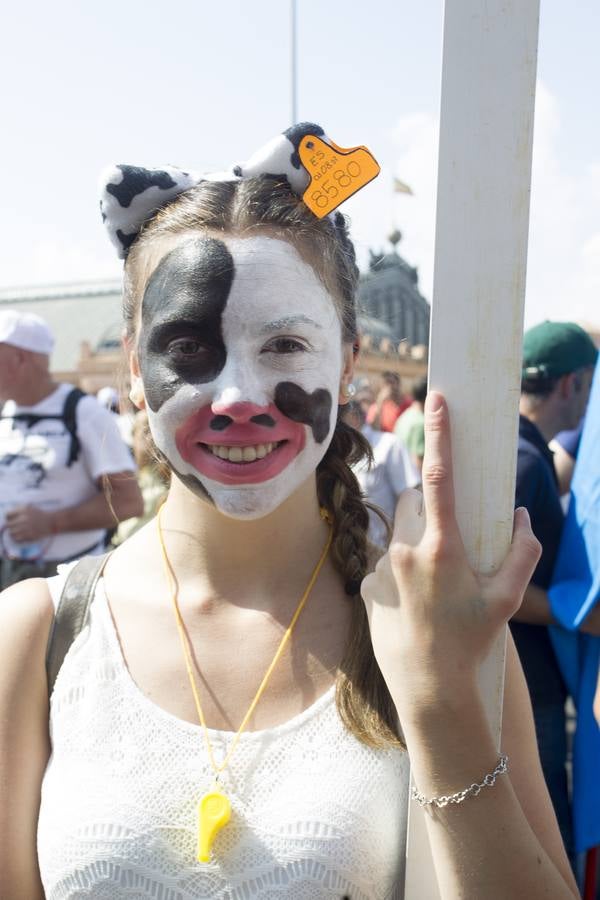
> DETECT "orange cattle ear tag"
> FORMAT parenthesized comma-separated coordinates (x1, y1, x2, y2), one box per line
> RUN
(299, 135, 380, 218)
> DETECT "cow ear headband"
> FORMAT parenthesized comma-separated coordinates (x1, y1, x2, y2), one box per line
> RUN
(99, 122, 380, 260)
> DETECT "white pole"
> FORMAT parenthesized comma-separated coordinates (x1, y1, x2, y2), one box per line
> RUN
(404, 1, 540, 896)
(291, 0, 298, 124)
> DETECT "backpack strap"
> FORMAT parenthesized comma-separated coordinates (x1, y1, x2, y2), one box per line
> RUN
(0, 386, 86, 467)
(45, 551, 112, 696)
(61, 387, 86, 466)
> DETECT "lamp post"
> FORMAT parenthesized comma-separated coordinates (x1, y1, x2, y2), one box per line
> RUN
(291, 0, 298, 124)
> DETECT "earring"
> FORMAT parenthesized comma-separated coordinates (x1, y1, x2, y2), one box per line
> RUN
(341, 383, 356, 399)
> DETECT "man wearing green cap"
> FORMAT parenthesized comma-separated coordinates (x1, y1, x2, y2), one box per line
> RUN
(511, 320, 598, 863)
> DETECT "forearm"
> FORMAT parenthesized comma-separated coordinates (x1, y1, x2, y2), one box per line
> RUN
(398, 683, 577, 899)
(513, 583, 600, 636)
(511, 583, 556, 626)
(49, 473, 142, 535)
(579, 604, 600, 636)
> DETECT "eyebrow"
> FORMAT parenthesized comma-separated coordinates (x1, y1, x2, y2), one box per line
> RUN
(259, 315, 323, 333)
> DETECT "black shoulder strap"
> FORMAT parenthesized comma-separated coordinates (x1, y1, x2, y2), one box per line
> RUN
(45, 552, 112, 697)
(0, 387, 86, 467)
(62, 387, 86, 466)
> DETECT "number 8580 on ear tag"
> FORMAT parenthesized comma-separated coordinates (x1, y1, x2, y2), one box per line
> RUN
(299, 135, 380, 218)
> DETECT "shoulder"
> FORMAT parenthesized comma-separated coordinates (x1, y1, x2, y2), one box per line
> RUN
(0, 578, 54, 703)
(75, 391, 114, 423)
(48, 381, 76, 408)
(74, 397, 134, 468)
(0, 577, 54, 655)
(75, 395, 130, 448)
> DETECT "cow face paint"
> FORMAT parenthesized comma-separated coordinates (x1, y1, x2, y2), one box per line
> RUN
(139, 236, 232, 411)
(137, 234, 344, 519)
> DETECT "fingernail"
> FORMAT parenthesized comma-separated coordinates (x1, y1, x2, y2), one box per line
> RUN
(516, 506, 531, 526)
(426, 391, 443, 412)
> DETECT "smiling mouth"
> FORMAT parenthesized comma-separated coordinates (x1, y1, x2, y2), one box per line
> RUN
(199, 441, 284, 464)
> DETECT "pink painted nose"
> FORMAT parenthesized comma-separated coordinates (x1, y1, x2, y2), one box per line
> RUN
(210, 400, 270, 422)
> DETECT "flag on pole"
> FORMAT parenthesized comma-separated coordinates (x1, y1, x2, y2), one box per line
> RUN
(393, 177, 413, 195)
(549, 359, 600, 853)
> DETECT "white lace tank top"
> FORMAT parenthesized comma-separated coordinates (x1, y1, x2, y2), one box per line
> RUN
(38, 570, 409, 899)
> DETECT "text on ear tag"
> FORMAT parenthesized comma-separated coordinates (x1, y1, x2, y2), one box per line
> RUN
(299, 135, 380, 219)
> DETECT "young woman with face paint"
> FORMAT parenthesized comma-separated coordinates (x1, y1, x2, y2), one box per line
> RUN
(0, 165, 579, 897)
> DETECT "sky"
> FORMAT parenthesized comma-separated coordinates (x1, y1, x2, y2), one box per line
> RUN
(1, 0, 598, 329)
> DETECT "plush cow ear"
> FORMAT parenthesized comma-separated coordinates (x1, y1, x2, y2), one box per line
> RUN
(99, 164, 202, 259)
(232, 122, 329, 195)
(99, 123, 334, 259)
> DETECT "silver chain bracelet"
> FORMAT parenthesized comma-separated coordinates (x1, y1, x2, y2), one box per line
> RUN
(411, 754, 508, 808)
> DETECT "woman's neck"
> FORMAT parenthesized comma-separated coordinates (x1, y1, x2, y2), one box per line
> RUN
(156, 475, 331, 607)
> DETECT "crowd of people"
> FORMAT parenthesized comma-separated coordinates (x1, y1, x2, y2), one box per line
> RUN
(0, 122, 594, 898)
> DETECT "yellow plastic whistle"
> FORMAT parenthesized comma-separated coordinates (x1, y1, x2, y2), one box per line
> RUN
(197, 790, 231, 862)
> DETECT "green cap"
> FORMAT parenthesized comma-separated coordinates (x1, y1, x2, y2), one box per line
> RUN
(522, 321, 598, 379)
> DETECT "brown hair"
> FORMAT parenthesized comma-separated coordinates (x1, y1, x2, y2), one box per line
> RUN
(124, 175, 403, 750)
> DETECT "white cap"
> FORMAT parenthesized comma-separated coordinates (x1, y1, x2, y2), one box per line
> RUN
(0, 310, 55, 354)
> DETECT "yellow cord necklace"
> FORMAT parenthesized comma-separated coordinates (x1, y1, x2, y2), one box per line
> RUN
(156, 505, 333, 863)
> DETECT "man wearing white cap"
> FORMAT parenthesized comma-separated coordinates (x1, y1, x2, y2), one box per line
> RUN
(0, 310, 143, 588)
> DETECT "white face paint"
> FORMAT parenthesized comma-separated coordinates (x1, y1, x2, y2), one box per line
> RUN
(139, 235, 344, 519)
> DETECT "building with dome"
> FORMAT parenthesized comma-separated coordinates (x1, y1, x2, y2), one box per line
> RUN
(357, 231, 430, 352)
(357, 315, 396, 346)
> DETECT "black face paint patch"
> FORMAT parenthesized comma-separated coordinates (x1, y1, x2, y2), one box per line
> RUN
(107, 165, 178, 208)
(208, 413, 276, 433)
(274, 382, 332, 443)
(172, 466, 215, 506)
(209, 415, 232, 432)
(138, 237, 234, 412)
(250, 414, 276, 428)
(283, 122, 325, 170)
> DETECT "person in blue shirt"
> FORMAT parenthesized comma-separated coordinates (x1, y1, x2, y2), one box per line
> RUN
(510, 321, 598, 862)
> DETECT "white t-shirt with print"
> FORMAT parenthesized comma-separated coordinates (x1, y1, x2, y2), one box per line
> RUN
(354, 424, 420, 548)
(0, 383, 135, 562)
